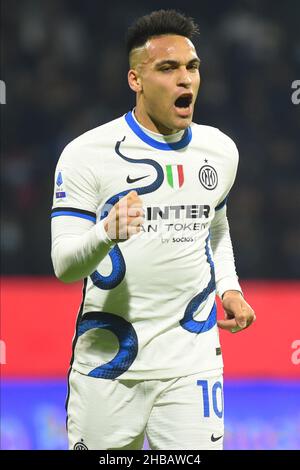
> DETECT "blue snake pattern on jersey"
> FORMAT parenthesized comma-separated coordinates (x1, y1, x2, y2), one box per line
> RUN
(180, 234, 217, 333)
(79, 137, 216, 380)
(90, 137, 164, 290)
(77, 311, 139, 379)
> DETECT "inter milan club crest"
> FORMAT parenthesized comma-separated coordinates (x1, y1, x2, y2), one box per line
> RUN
(73, 439, 88, 450)
(166, 164, 184, 189)
(199, 165, 218, 190)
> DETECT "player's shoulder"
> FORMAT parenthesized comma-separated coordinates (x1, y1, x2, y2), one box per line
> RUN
(191, 122, 239, 161)
(59, 114, 126, 164)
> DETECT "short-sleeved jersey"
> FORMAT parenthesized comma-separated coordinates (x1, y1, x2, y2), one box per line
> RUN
(51, 111, 239, 380)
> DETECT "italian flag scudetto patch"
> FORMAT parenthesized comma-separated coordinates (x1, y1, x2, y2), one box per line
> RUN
(166, 164, 184, 189)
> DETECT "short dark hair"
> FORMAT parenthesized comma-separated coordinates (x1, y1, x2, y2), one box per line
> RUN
(126, 9, 199, 55)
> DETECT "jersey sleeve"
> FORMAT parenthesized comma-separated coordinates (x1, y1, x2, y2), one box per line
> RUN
(211, 133, 242, 297)
(51, 141, 101, 223)
(215, 132, 239, 213)
(50, 141, 115, 283)
(51, 215, 114, 282)
(210, 204, 242, 298)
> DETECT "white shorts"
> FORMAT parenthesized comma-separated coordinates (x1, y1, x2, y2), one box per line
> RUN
(67, 368, 224, 450)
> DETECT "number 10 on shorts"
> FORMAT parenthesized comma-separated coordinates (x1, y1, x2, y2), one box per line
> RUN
(197, 380, 223, 418)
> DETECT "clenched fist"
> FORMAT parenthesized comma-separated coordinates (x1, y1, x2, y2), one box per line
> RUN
(104, 191, 144, 242)
(217, 290, 256, 333)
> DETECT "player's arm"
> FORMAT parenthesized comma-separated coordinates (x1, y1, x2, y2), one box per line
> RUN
(51, 215, 112, 283)
(51, 142, 144, 283)
(51, 190, 144, 283)
(210, 204, 255, 333)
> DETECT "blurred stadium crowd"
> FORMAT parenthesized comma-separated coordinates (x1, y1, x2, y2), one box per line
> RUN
(1, 0, 299, 277)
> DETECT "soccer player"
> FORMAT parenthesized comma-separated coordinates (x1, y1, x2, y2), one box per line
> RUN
(51, 10, 255, 450)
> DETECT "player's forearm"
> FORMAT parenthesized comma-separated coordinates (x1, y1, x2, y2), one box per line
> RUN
(210, 207, 242, 298)
(51, 217, 114, 283)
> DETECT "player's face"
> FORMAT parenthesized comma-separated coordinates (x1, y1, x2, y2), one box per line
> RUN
(132, 35, 200, 134)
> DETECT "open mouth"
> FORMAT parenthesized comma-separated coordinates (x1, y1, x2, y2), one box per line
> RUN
(174, 93, 193, 108)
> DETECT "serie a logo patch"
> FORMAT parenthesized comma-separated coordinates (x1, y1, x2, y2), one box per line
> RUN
(55, 171, 66, 198)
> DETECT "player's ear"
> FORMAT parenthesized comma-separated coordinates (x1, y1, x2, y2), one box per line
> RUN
(128, 69, 142, 93)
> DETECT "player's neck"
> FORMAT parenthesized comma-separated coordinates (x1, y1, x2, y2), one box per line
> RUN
(134, 107, 180, 136)
(131, 109, 185, 143)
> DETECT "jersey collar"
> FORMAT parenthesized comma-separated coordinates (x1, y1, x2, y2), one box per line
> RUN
(125, 111, 192, 151)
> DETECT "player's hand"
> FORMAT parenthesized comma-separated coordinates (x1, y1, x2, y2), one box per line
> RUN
(104, 191, 144, 242)
(217, 290, 256, 333)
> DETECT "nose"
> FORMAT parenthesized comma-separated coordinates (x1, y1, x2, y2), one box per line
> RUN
(177, 66, 192, 88)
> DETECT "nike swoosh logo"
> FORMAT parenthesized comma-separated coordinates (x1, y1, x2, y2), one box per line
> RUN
(211, 434, 223, 442)
(126, 175, 149, 184)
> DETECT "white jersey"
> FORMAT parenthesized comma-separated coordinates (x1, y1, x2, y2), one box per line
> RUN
(51, 111, 241, 380)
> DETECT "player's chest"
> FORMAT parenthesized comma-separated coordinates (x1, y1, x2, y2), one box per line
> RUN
(98, 143, 228, 208)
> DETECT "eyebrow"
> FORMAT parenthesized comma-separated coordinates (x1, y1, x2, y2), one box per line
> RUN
(155, 58, 201, 68)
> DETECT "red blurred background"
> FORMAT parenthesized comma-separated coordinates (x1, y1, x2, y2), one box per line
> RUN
(1, 278, 300, 378)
